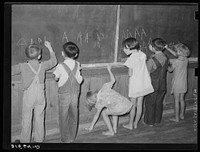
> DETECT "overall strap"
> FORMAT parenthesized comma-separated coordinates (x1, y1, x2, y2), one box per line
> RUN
(61, 62, 78, 77)
(27, 62, 41, 76)
(72, 62, 78, 75)
(152, 57, 162, 68)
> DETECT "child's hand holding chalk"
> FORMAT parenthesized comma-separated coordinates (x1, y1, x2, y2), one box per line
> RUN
(44, 40, 54, 52)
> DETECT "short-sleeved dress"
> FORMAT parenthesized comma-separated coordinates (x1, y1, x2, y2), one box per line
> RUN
(95, 83, 132, 115)
(124, 50, 154, 98)
(170, 57, 188, 94)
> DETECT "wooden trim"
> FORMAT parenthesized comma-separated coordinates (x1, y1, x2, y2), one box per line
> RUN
(114, 5, 120, 63)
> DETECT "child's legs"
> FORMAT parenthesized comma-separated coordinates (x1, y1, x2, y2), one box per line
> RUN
(179, 93, 185, 119)
(102, 109, 114, 135)
(173, 93, 180, 121)
(34, 100, 45, 142)
(144, 92, 158, 125)
(123, 97, 136, 130)
(134, 96, 144, 128)
(21, 90, 34, 143)
(58, 93, 70, 142)
(112, 115, 118, 133)
(128, 97, 137, 125)
(155, 90, 166, 124)
(67, 95, 78, 141)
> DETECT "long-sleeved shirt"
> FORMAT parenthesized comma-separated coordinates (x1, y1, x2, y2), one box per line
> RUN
(12, 51, 57, 90)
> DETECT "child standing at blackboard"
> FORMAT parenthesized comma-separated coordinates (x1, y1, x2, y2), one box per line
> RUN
(53, 42, 83, 143)
(122, 37, 154, 130)
(85, 65, 133, 136)
(12, 41, 57, 143)
(144, 38, 169, 126)
(166, 43, 190, 122)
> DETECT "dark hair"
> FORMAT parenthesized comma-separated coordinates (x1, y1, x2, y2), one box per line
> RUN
(122, 37, 140, 50)
(85, 91, 97, 111)
(86, 91, 94, 99)
(151, 38, 166, 52)
(25, 44, 42, 59)
(62, 42, 79, 59)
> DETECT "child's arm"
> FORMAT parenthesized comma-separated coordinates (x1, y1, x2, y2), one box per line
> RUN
(106, 65, 116, 88)
(12, 64, 21, 76)
(85, 108, 102, 131)
(164, 45, 178, 57)
(128, 68, 133, 77)
(43, 41, 58, 70)
(167, 60, 175, 72)
(75, 62, 83, 84)
(146, 59, 156, 73)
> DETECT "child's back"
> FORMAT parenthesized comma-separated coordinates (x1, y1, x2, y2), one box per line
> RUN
(53, 41, 83, 143)
(12, 41, 57, 143)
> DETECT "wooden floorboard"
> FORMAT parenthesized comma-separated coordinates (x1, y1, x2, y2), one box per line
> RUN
(44, 109, 197, 144)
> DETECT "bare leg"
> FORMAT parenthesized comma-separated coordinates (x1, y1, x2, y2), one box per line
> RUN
(112, 115, 118, 133)
(179, 93, 185, 120)
(133, 96, 144, 129)
(123, 97, 137, 130)
(102, 109, 114, 136)
(169, 93, 180, 122)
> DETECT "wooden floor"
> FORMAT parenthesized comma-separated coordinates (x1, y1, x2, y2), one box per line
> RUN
(44, 109, 197, 145)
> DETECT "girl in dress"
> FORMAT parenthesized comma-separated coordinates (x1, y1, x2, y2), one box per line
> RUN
(122, 37, 154, 130)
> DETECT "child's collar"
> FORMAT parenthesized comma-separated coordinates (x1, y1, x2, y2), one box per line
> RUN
(27, 59, 40, 63)
(178, 56, 187, 61)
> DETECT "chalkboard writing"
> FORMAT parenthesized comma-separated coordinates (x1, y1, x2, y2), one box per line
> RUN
(11, 5, 198, 66)
(117, 5, 198, 61)
(12, 5, 117, 65)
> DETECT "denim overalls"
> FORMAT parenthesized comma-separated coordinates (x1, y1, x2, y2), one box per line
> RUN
(58, 62, 80, 143)
(144, 56, 169, 125)
(21, 63, 45, 143)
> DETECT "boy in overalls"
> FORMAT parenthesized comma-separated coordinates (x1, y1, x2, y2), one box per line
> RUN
(53, 42, 83, 143)
(144, 38, 169, 126)
(12, 41, 57, 143)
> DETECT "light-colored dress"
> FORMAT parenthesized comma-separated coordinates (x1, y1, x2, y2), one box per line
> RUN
(124, 50, 154, 98)
(95, 83, 132, 115)
(169, 57, 188, 94)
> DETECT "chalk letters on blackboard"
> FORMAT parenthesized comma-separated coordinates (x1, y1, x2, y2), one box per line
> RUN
(17, 38, 27, 46)
(62, 32, 69, 42)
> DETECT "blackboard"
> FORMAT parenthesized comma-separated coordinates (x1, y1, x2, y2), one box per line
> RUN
(12, 5, 117, 65)
(117, 5, 198, 61)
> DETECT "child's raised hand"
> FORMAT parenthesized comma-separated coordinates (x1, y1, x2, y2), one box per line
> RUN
(44, 41, 53, 52)
(164, 44, 168, 49)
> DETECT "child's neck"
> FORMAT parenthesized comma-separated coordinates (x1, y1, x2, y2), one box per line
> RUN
(64, 57, 73, 60)
(29, 59, 39, 63)
(178, 55, 186, 61)
(154, 51, 162, 54)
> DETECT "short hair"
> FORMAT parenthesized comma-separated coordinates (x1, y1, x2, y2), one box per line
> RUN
(25, 44, 41, 59)
(85, 91, 97, 111)
(151, 38, 166, 52)
(122, 37, 140, 50)
(174, 43, 190, 57)
(62, 42, 79, 59)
